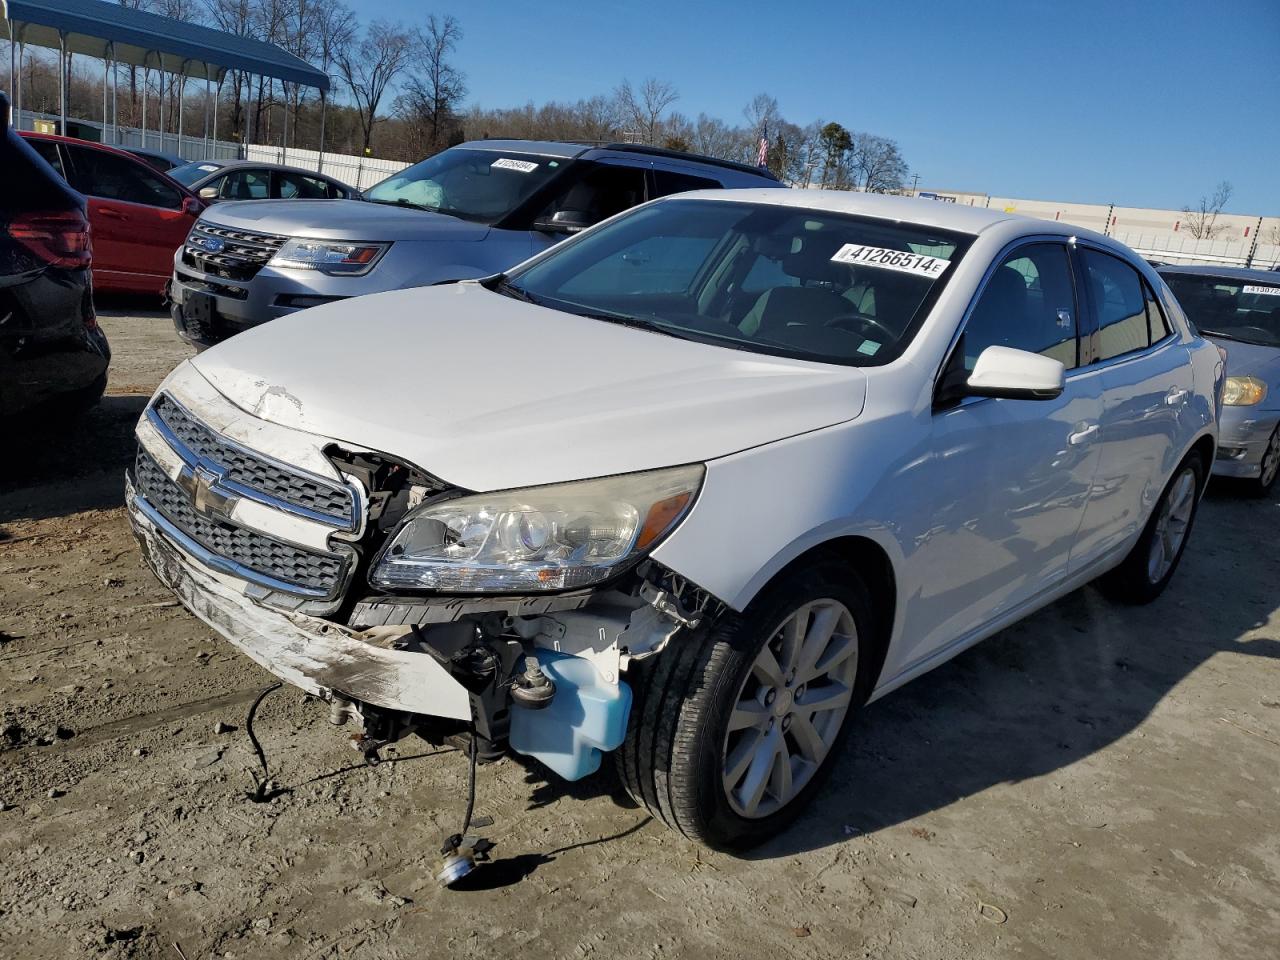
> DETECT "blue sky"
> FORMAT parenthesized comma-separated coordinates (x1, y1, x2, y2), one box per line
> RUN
(378, 0, 1280, 213)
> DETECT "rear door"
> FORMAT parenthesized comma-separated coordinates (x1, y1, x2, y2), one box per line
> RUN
(1070, 245, 1194, 568)
(65, 145, 194, 289)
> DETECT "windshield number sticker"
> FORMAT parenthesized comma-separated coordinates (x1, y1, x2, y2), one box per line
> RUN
(1243, 284, 1280, 297)
(492, 158, 539, 173)
(831, 244, 951, 279)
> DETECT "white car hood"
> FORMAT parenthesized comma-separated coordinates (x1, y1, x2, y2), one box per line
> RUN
(190, 283, 867, 491)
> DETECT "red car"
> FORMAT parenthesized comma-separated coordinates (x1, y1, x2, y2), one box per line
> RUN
(20, 133, 204, 296)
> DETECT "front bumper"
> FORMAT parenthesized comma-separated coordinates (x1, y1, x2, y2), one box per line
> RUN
(127, 473, 472, 719)
(1212, 408, 1280, 479)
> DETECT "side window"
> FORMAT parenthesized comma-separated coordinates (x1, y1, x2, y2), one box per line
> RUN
(27, 139, 66, 179)
(558, 233, 719, 298)
(1081, 249, 1151, 362)
(220, 169, 271, 200)
(537, 163, 647, 231)
(276, 172, 334, 199)
(961, 243, 1079, 371)
(1145, 282, 1171, 343)
(649, 169, 722, 199)
(69, 147, 181, 208)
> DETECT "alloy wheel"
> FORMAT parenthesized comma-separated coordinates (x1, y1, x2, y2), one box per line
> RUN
(722, 599, 858, 819)
(1147, 466, 1197, 583)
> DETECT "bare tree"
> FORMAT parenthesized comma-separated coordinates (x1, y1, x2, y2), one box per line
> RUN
(1183, 181, 1235, 239)
(335, 20, 411, 153)
(742, 92, 779, 139)
(849, 133, 908, 193)
(398, 14, 466, 155)
(615, 77, 678, 144)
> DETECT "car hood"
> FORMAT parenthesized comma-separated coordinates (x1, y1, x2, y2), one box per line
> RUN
(1209, 335, 1280, 384)
(190, 283, 867, 491)
(200, 199, 492, 243)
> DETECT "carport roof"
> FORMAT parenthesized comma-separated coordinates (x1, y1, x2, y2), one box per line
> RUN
(1, 0, 330, 90)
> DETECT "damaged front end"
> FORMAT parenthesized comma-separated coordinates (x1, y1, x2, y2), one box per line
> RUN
(126, 363, 720, 782)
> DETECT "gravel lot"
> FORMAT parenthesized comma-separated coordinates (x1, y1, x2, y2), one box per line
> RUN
(1, 305, 1278, 960)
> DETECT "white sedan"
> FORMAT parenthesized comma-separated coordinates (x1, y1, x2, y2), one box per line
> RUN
(128, 189, 1222, 852)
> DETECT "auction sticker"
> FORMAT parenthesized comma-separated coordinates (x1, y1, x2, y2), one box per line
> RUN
(831, 244, 951, 279)
(492, 158, 539, 173)
(1243, 284, 1280, 296)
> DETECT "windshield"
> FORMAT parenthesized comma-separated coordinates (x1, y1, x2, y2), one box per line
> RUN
(1165, 273, 1280, 347)
(169, 162, 223, 186)
(504, 198, 971, 365)
(363, 148, 564, 223)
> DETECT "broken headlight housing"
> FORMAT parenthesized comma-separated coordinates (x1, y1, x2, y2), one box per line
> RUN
(370, 464, 704, 593)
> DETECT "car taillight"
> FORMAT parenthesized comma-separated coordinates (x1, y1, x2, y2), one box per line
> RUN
(9, 210, 92, 269)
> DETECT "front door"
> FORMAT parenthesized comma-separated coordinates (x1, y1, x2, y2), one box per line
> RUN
(884, 241, 1103, 677)
(66, 145, 194, 291)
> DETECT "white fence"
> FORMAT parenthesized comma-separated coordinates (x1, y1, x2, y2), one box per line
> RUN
(1112, 231, 1280, 271)
(13, 109, 410, 192)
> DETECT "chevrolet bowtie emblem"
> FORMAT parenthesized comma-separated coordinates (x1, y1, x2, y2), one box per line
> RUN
(183, 461, 238, 522)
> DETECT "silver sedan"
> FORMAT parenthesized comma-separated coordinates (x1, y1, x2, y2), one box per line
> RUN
(1162, 265, 1280, 495)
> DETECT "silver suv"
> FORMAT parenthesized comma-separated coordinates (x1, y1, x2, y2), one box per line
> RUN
(169, 140, 780, 348)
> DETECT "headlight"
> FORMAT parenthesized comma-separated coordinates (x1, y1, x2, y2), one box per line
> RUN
(370, 464, 704, 593)
(269, 238, 390, 276)
(1223, 376, 1267, 406)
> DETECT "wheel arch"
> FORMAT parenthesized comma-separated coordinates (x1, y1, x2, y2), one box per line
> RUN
(743, 534, 899, 695)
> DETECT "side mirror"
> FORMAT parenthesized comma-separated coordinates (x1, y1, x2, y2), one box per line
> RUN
(965, 345, 1065, 401)
(533, 209, 596, 235)
(197, 186, 219, 201)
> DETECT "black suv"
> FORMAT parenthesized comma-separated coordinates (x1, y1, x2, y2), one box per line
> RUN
(0, 92, 110, 420)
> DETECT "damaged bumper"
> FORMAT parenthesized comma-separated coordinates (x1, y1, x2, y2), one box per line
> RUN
(128, 474, 472, 719)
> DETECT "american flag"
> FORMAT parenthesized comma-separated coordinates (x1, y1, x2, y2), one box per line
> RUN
(756, 136, 769, 168)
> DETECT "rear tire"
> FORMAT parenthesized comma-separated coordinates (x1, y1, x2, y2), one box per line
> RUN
(617, 562, 879, 850)
(1099, 453, 1204, 605)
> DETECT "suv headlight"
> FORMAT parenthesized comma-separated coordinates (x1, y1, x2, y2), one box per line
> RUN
(270, 238, 390, 276)
(1223, 376, 1267, 406)
(370, 464, 704, 593)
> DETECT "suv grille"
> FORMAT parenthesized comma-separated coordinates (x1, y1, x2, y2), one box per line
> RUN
(182, 221, 288, 283)
(151, 394, 355, 526)
(134, 448, 348, 597)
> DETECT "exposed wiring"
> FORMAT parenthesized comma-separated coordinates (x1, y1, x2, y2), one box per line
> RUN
(244, 681, 283, 802)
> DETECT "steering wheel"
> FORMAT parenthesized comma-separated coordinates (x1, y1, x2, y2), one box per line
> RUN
(824, 312, 896, 342)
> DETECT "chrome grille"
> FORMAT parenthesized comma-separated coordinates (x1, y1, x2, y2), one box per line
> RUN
(134, 448, 347, 596)
(150, 394, 356, 527)
(182, 220, 288, 282)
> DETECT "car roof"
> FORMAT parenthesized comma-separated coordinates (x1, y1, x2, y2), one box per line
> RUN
(190, 159, 344, 178)
(455, 139, 590, 159)
(19, 132, 198, 191)
(661, 188, 1042, 237)
(128, 146, 183, 161)
(1157, 263, 1280, 281)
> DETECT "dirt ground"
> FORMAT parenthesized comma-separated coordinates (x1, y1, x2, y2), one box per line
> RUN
(2, 304, 1278, 960)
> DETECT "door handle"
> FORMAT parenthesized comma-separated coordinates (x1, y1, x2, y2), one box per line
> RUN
(1068, 424, 1100, 445)
(1165, 388, 1190, 406)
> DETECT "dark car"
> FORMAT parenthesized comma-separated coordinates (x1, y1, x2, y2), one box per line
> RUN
(167, 159, 358, 202)
(126, 147, 187, 173)
(0, 93, 110, 420)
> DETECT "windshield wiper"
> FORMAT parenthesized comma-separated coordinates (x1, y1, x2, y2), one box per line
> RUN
(365, 197, 435, 213)
(493, 275, 541, 305)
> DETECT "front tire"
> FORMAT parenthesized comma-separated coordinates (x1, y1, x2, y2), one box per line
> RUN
(1099, 453, 1204, 604)
(1247, 425, 1280, 498)
(617, 562, 878, 850)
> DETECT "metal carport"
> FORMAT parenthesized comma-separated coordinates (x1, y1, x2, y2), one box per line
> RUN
(2, 0, 332, 167)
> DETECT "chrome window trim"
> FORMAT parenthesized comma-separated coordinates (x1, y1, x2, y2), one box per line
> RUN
(131, 486, 341, 600)
(147, 394, 363, 534)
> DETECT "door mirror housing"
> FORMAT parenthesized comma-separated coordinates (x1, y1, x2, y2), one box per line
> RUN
(965, 345, 1065, 401)
(197, 186, 218, 201)
(533, 209, 596, 235)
